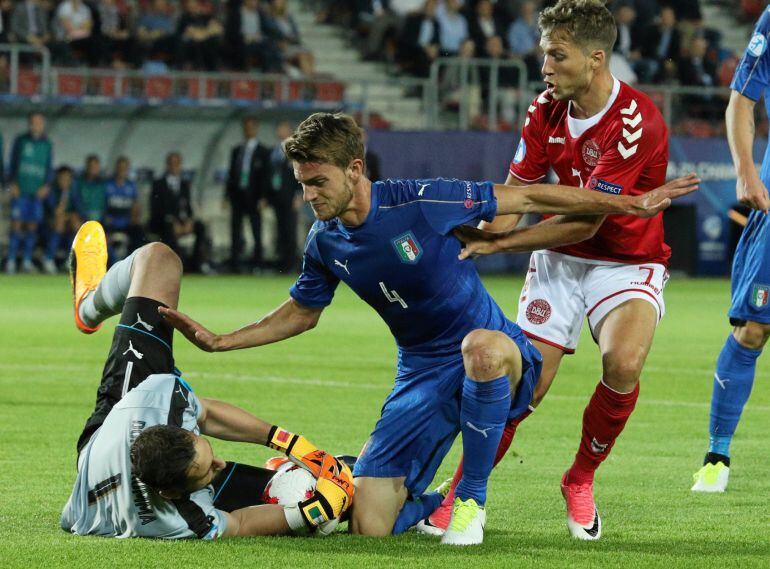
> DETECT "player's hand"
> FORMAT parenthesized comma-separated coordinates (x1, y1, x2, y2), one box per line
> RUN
(267, 426, 327, 477)
(628, 173, 700, 218)
(158, 307, 226, 352)
(297, 454, 354, 527)
(736, 172, 770, 213)
(9, 182, 19, 198)
(453, 225, 505, 260)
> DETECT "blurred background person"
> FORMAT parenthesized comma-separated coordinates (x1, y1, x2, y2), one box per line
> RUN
(268, 120, 301, 273)
(68, 154, 107, 232)
(225, 116, 272, 273)
(6, 112, 53, 275)
(40, 165, 75, 274)
(150, 151, 211, 273)
(104, 156, 144, 261)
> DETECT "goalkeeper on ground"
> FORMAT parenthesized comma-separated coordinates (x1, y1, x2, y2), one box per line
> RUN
(61, 222, 353, 539)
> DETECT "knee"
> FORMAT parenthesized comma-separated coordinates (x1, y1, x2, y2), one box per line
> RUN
(461, 329, 509, 381)
(136, 242, 182, 275)
(349, 508, 393, 537)
(602, 351, 645, 389)
(733, 323, 770, 350)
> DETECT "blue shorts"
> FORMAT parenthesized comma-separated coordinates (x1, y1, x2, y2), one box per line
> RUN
(729, 210, 770, 325)
(10, 195, 44, 224)
(353, 321, 542, 496)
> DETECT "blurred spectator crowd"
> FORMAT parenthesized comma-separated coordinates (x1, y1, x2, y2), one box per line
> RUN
(0, 112, 373, 275)
(0, 0, 315, 75)
(314, 0, 734, 90)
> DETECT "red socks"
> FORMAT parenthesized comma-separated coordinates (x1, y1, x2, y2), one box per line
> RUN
(567, 380, 640, 485)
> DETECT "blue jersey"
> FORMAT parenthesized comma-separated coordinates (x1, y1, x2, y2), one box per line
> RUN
(290, 178, 510, 356)
(727, 10, 770, 324)
(104, 179, 138, 229)
(732, 7, 770, 186)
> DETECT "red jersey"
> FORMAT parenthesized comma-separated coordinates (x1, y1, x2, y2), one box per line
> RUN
(509, 79, 671, 265)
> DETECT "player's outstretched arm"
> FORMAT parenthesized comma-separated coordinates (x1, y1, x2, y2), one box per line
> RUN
(493, 173, 699, 217)
(727, 91, 770, 213)
(221, 505, 292, 537)
(159, 298, 323, 352)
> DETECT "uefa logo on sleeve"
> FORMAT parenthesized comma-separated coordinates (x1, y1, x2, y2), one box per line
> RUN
(748, 33, 767, 58)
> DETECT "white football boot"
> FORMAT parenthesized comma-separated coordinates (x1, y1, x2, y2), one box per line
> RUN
(691, 462, 729, 493)
(441, 497, 486, 546)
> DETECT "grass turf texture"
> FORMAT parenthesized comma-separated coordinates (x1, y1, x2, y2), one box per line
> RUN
(0, 274, 768, 569)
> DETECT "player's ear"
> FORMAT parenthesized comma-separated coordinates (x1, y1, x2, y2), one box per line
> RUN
(591, 49, 605, 70)
(347, 158, 364, 181)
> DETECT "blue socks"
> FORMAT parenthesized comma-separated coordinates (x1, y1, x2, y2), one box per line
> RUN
(22, 231, 36, 262)
(455, 375, 511, 505)
(46, 231, 61, 261)
(392, 491, 443, 535)
(708, 334, 762, 458)
(7, 230, 20, 261)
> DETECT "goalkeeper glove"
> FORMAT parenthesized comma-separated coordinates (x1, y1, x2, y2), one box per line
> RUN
(297, 453, 355, 527)
(267, 425, 326, 478)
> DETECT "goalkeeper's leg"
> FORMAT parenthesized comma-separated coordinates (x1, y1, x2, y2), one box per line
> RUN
(77, 241, 183, 329)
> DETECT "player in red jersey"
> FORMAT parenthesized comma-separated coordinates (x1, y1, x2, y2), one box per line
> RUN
(423, 0, 671, 540)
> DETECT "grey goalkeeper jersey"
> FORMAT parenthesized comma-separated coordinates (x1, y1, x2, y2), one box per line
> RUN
(60, 374, 227, 539)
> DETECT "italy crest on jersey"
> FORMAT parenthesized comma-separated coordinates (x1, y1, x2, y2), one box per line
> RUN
(392, 232, 422, 264)
(751, 284, 769, 308)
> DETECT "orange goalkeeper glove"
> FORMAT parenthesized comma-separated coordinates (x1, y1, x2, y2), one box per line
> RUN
(297, 454, 355, 527)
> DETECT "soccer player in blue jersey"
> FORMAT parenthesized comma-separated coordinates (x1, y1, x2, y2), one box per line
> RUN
(691, 11, 770, 493)
(162, 113, 697, 545)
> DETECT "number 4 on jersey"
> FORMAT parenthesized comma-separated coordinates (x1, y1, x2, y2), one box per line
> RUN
(380, 282, 408, 309)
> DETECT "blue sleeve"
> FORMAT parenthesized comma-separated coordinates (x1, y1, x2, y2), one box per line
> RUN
(289, 225, 339, 308)
(731, 10, 770, 101)
(418, 178, 498, 235)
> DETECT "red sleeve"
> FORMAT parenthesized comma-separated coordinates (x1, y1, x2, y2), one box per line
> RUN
(587, 100, 667, 195)
(509, 94, 550, 183)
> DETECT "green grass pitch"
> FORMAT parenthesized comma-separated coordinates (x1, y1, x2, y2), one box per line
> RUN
(0, 274, 768, 568)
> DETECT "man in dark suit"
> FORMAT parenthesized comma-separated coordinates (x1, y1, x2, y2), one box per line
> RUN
(268, 120, 301, 272)
(396, 0, 441, 77)
(226, 116, 272, 272)
(149, 151, 211, 273)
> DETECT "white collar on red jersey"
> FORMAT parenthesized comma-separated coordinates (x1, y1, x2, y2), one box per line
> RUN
(567, 76, 621, 139)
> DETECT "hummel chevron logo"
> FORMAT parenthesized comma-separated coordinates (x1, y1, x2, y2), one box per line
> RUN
(617, 142, 638, 159)
(622, 113, 642, 128)
(334, 259, 351, 275)
(418, 182, 429, 196)
(122, 341, 144, 360)
(618, 101, 643, 160)
(620, 99, 638, 115)
(537, 93, 550, 104)
(465, 421, 492, 438)
(715, 373, 730, 390)
(134, 314, 154, 331)
(622, 127, 642, 144)
(528, 105, 537, 113)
